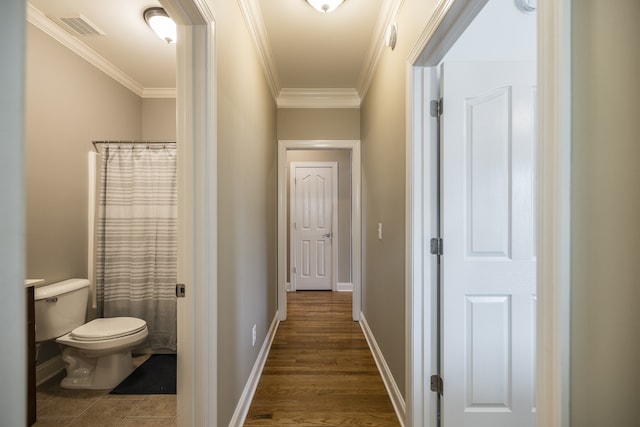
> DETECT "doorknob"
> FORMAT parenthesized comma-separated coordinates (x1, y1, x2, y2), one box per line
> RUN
(323, 232, 332, 238)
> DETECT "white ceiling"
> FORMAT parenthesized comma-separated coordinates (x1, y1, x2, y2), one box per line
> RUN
(27, 0, 390, 102)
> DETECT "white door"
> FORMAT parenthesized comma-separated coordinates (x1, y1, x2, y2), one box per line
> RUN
(441, 61, 537, 427)
(290, 163, 337, 291)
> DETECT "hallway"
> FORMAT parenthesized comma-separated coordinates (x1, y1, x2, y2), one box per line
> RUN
(245, 292, 400, 426)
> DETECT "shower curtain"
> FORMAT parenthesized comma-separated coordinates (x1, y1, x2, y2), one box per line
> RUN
(96, 144, 177, 352)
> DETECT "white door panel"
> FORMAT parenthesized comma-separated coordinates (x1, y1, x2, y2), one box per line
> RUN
(291, 163, 337, 291)
(442, 61, 536, 427)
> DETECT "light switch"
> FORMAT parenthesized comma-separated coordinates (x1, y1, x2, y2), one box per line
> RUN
(377, 222, 383, 240)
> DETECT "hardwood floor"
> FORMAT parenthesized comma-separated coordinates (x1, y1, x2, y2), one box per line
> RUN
(245, 291, 400, 426)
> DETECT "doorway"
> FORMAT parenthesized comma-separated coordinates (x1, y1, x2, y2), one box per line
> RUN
(405, 0, 552, 426)
(277, 140, 362, 321)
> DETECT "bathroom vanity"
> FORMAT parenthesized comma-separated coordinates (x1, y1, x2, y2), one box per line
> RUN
(25, 279, 44, 426)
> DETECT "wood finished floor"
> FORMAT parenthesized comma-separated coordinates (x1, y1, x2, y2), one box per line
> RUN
(245, 291, 400, 426)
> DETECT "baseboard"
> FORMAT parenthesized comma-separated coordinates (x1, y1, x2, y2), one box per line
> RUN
(360, 313, 406, 427)
(286, 282, 291, 291)
(36, 355, 65, 386)
(228, 311, 280, 427)
(337, 282, 353, 292)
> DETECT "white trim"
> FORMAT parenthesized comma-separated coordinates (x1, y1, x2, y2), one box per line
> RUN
(36, 355, 65, 387)
(337, 282, 353, 292)
(290, 161, 339, 292)
(277, 88, 360, 109)
(26, 4, 146, 98)
(286, 282, 291, 292)
(167, 0, 217, 425)
(360, 314, 406, 427)
(228, 313, 280, 427)
(537, 1, 572, 426)
(142, 88, 177, 99)
(278, 140, 361, 322)
(357, 0, 405, 100)
(236, 0, 281, 99)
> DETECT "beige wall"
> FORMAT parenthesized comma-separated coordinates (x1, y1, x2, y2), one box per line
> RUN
(25, 23, 143, 284)
(360, 0, 438, 398)
(277, 108, 360, 140)
(287, 150, 352, 284)
(571, 1, 640, 425)
(214, 0, 278, 424)
(142, 98, 176, 141)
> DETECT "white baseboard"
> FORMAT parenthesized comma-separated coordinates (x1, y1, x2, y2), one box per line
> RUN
(337, 282, 353, 292)
(286, 282, 291, 291)
(228, 311, 280, 427)
(36, 355, 65, 386)
(360, 313, 406, 427)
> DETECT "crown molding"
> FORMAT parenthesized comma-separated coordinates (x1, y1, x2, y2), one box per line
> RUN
(27, 3, 176, 99)
(277, 88, 360, 109)
(142, 88, 177, 98)
(357, 0, 405, 101)
(236, 0, 281, 100)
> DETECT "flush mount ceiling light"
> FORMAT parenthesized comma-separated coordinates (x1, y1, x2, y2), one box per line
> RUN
(143, 7, 176, 44)
(305, 0, 345, 13)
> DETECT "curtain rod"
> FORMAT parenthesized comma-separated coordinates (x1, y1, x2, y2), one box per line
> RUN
(92, 140, 176, 153)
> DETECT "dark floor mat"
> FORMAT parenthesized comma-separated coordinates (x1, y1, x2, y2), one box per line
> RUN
(110, 354, 176, 394)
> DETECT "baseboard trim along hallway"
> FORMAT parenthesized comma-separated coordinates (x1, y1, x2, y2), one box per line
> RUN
(360, 313, 406, 427)
(229, 312, 281, 427)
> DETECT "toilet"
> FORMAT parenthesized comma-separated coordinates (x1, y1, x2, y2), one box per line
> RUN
(34, 278, 148, 389)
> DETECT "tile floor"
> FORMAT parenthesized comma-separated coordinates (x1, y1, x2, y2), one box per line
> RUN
(34, 356, 176, 426)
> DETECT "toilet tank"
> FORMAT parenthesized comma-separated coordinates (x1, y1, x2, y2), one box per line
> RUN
(34, 278, 90, 343)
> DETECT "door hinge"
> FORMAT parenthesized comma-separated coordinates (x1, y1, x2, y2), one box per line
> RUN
(430, 374, 444, 395)
(430, 98, 443, 117)
(430, 237, 443, 255)
(176, 283, 186, 298)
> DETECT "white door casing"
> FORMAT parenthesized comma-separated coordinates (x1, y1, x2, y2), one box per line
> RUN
(277, 140, 361, 321)
(441, 61, 537, 427)
(290, 162, 338, 291)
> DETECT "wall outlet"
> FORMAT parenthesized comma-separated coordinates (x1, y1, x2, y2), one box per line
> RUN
(252, 324, 257, 347)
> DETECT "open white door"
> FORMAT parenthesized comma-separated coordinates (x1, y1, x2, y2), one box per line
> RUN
(441, 61, 537, 427)
(290, 162, 337, 291)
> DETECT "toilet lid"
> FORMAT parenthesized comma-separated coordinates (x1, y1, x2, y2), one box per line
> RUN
(70, 317, 147, 341)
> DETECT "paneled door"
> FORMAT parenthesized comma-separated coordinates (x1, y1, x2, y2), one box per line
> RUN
(290, 162, 337, 291)
(441, 61, 537, 427)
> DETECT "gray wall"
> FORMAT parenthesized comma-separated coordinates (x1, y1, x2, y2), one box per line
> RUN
(571, 1, 640, 425)
(277, 108, 360, 140)
(214, 0, 278, 424)
(359, 0, 437, 398)
(287, 150, 352, 284)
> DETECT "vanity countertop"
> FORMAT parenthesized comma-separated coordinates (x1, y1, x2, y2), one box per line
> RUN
(25, 279, 45, 288)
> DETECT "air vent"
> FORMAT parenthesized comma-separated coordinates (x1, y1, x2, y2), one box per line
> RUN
(58, 15, 105, 36)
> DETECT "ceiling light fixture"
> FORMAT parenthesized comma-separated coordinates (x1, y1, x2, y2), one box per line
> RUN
(143, 7, 176, 44)
(305, 0, 345, 14)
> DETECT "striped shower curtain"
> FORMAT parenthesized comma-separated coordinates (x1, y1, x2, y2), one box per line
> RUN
(96, 144, 177, 352)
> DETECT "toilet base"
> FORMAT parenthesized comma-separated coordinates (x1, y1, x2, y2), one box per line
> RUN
(59, 347, 136, 390)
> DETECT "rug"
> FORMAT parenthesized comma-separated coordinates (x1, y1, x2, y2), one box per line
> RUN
(110, 354, 176, 394)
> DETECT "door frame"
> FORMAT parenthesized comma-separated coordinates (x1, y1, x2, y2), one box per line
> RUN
(405, 1, 572, 427)
(163, 0, 217, 425)
(278, 140, 361, 321)
(289, 161, 339, 292)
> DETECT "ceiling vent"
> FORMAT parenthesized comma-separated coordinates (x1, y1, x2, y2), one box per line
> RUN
(58, 15, 105, 36)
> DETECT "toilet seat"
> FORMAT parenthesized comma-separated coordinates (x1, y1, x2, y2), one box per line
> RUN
(71, 317, 147, 341)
